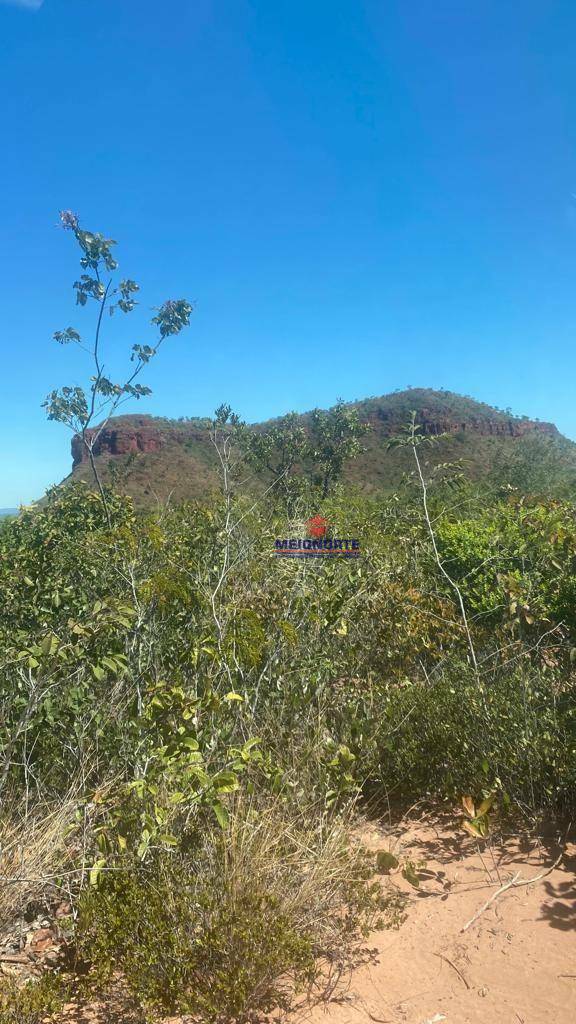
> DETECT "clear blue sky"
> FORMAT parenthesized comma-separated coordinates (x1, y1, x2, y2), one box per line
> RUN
(1, 0, 576, 505)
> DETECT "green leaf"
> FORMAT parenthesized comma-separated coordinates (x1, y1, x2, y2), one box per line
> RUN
(212, 801, 229, 829)
(212, 769, 240, 794)
(158, 833, 178, 847)
(376, 850, 399, 874)
(180, 736, 199, 750)
(402, 862, 420, 888)
(89, 858, 106, 887)
(477, 794, 495, 816)
(40, 634, 58, 656)
(100, 656, 119, 672)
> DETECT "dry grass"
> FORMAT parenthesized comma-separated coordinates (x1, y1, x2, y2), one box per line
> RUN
(75, 796, 394, 1021)
(218, 797, 372, 939)
(181, 796, 395, 1009)
(0, 794, 81, 928)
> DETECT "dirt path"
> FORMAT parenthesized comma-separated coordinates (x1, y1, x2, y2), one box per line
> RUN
(301, 814, 576, 1024)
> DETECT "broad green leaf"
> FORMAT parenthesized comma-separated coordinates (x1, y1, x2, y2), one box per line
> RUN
(212, 801, 229, 829)
(376, 850, 399, 874)
(89, 858, 106, 887)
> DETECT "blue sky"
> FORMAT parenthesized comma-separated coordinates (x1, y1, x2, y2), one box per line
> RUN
(1, 0, 576, 505)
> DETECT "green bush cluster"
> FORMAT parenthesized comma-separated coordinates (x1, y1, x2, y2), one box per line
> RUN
(2, 482, 576, 815)
(1, 472, 576, 1018)
(348, 665, 576, 811)
(75, 805, 390, 1021)
(78, 860, 316, 1020)
(0, 975, 68, 1024)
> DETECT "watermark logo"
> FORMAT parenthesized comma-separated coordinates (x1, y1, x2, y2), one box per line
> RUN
(274, 515, 361, 559)
(306, 515, 328, 538)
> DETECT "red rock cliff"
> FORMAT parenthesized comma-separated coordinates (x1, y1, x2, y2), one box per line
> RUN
(372, 409, 559, 438)
(71, 408, 558, 470)
(71, 424, 207, 468)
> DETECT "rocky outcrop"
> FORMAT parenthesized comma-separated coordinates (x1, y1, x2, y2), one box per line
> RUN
(70, 401, 560, 470)
(373, 409, 559, 439)
(71, 424, 208, 469)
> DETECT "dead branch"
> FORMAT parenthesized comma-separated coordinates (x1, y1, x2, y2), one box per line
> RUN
(461, 849, 564, 933)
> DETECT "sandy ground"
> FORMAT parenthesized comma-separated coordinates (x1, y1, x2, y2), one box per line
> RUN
(300, 813, 576, 1024)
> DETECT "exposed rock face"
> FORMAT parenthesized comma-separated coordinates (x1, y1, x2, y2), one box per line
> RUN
(71, 425, 207, 468)
(71, 406, 559, 470)
(65, 392, 573, 508)
(374, 409, 559, 439)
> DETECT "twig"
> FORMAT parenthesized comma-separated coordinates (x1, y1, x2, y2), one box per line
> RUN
(461, 849, 564, 933)
(433, 952, 470, 989)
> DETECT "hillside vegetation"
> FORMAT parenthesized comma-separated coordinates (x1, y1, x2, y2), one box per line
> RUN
(65, 388, 576, 506)
(3, 450, 576, 1019)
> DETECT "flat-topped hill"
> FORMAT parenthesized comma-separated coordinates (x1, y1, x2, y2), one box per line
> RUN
(65, 388, 573, 505)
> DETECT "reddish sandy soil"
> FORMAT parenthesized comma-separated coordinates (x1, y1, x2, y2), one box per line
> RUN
(300, 813, 576, 1024)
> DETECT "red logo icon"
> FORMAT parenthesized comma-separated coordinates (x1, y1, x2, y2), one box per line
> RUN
(306, 515, 328, 539)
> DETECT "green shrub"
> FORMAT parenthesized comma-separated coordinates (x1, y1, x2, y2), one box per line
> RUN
(0, 974, 68, 1024)
(76, 802, 390, 1021)
(361, 665, 576, 813)
(436, 497, 576, 635)
(3, 475, 576, 1024)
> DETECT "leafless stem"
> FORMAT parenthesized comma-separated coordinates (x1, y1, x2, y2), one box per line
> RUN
(410, 427, 478, 673)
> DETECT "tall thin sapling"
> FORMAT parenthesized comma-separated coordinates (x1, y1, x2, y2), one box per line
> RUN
(43, 210, 193, 525)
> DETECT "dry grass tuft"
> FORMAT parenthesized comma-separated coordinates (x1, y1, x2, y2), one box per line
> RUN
(0, 794, 81, 929)
(76, 796, 396, 1022)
